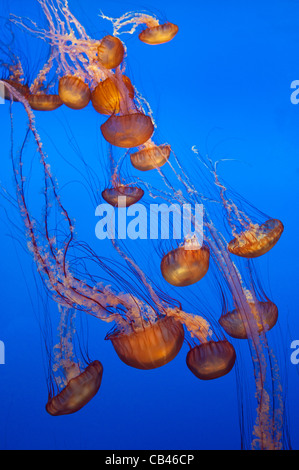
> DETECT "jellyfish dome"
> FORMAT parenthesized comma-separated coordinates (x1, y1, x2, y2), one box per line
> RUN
(27, 94, 63, 111)
(130, 143, 171, 171)
(186, 340, 236, 380)
(101, 112, 154, 148)
(106, 316, 184, 370)
(3, 79, 29, 102)
(59, 76, 91, 110)
(102, 184, 144, 207)
(219, 301, 278, 340)
(92, 76, 134, 115)
(139, 23, 179, 45)
(97, 35, 125, 69)
(228, 219, 284, 258)
(46, 361, 103, 416)
(161, 245, 210, 287)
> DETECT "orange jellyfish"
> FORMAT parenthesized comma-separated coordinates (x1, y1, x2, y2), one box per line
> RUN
(3, 79, 29, 101)
(161, 243, 210, 287)
(219, 300, 278, 340)
(139, 22, 179, 45)
(186, 340, 236, 380)
(46, 360, 103, 416)
(101, 111, 154, 148)
(27, 93, 62, 111)
(44, 305, 103, 417)
(102, 184, 144, 207)
(92, 75, 134, 115)
(106, 316, 184, 370)
(130, 140, 171, 171)
(97, 35, 125, 69)
(101, 11, 178, 45)
(59, 75, 91, 110)
(228, 219, 284, 258)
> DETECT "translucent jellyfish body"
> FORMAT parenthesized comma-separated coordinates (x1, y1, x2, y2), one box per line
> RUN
(186, 340, 236, 380)
(102, 184, 144, 207)
(97, 35, 125, 69)
(46, 360, 103, 416)
(92, 76, 134, 115)
(139, 23, 179, 45)
(59, 76, 91, 110)
(161, 245, 210, 287)
(228, 219, 284, 258)
(219, 301, 278, 340)
(3, 79, 29, 101)
(101, 112, 154, 148)
(130, 143, 171, 171)
(106, 316, 184, 369)
(27, 94, 63, 111)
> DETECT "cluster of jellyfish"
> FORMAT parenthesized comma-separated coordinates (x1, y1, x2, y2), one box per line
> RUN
(0, 0, 290, 450)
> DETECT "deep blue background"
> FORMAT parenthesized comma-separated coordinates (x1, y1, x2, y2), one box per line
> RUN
(0, 0, 298, 450)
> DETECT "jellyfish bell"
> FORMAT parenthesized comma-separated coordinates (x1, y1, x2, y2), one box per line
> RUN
(228, 219, 284, 258)
(101, 112, 154, 148)
(219, 300, 278, 340)
(27, 93, 63, 111)
(46, 360, 103, 416)
(130, 142, 171, 171)
(106, 316, 184, 370)
(2, 79, 30, 102)
(161, 243, 210, 287)
(97, 35, 125, 69)
(58, 75, 91, 110)
(186, 340, 236, 380)
(102, 184, 144, 207)
(139, 22, 179, 45)
(92, 75, 134, 115)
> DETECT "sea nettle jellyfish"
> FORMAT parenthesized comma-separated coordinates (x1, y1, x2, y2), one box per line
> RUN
(0, 19, 63, 111)
(4, 81, 213, 385)
(11, 0, 123, 109)
(219, 300, 278, 340)
(97, 35, 125, 69)
(100, 70, 154, 148)
(92, 75, 134, 115)
(106, 315, 184, 370)
(228, 219, 284, 258)
(130, 140, 171, 171)
(101, 148, 144, 208)
(46, 307, 103, 416)
(161, 240, 210, 287)
(186, 339, 236, 380)
(100, 11, 178, 45)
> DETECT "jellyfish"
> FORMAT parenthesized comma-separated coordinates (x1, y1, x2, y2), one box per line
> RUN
(106, 315, 184, 370)
(46, 307, 103, 416)
(92, 75, 134, 115)
(100, 11, 178, 45)
(101, 147, 145, 208)
(219, 300, 278, 340)
(101, 111, 154, 148)
(228, 219, 284, 258)
(161, 240, 210, 287)
(3, 80, 211, 382)
(11, 0, 122, 109)
(97, 35, 125, 69)
(186, 339, 236, 380)
(58, 75, 91, 110)
(130, 140, 171, 171)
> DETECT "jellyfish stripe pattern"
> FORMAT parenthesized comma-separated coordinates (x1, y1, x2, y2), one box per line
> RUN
(0, 0, 290, 452)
